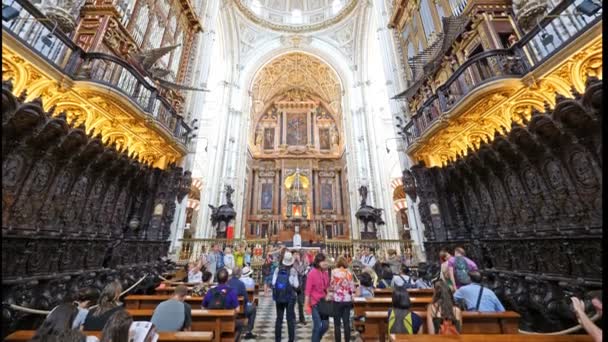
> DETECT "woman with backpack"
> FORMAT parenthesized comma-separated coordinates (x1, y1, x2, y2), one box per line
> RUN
(305, 253, 330, 342)
(272, 251, 299, 342)
(427, 279, 462, 335)
(387, 288, 424, 335)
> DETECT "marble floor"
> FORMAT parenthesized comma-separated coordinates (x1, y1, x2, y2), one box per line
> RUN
(249, 292, 361, 341)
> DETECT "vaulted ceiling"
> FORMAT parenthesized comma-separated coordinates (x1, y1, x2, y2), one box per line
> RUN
(250, 52, 342, 115)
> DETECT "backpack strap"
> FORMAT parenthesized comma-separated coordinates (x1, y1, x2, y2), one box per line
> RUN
(474, 285, 484, 311)
(403, 312, 413, 334)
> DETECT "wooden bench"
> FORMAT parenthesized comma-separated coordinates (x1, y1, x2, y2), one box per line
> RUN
(390, 334, 594, 341)
(127, 309, 236, 342)
(353, 297, 432, 317)
(157, 285, 259, 303)
(369, 288, 434, 299)
(362, 310, 521, 342)
(4, 330, 214, 342)
(124, 295, 247, 315)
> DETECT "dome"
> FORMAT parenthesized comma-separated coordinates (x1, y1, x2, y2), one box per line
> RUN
(236, 0, 357, 32)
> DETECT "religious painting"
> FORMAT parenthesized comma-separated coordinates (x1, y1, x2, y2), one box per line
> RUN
(292, 204, 302, 217)
(261, 183, 273, 210)
(321, 183, 333, 210)
(286, 113, 307, 146)
(319, 128, 330, 150)
(263, 128, 274, 150)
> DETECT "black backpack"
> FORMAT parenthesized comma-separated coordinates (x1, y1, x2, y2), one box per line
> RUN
(206, 287, 228, 309)
(395, 275, 415, 290)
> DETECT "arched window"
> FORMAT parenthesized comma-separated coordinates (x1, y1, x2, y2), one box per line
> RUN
(332, 0, 343, 14)
(290, 9, 303, 24)
(131, 3, 149, 46)
(251, 0, 262, 15)
(420, 1, 436, 38)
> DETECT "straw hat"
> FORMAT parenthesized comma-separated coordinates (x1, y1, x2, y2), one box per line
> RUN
(242, 266, 253, 277)
(282, 251, 295, 266)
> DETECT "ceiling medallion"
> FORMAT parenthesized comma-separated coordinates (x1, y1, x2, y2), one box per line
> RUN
(234, 0, 358, 33)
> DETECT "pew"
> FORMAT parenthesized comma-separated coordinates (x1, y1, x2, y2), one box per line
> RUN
(124, 295, 247, 315)
(369, 288, 434, 299)
(353, 297, 432, 317)
(127, 309, 236, 342)
(4, 330, 214, 342)
(390, 334, 593, 341)
(362, 310, 521, 342)
(156, 286, 258, 303)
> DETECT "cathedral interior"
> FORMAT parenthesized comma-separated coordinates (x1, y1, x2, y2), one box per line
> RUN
(1, 0, 603, 340)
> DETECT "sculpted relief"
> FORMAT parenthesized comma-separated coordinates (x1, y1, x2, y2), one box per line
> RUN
(411, 79, 603, 332)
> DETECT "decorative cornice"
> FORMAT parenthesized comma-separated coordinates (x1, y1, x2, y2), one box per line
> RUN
(233, 0, 359, 33)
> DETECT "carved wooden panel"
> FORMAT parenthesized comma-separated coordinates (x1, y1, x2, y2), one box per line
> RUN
(409, 78, 603, 332)
(1, 79, 187, 337)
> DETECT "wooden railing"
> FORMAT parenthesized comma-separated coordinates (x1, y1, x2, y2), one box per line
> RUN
(401, 0, 602, 144)
(2, 0, 192, 145)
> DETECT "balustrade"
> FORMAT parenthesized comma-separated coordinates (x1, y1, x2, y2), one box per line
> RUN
(400, 0, 601, 144)
(2, 0, 192, 145)
(178, 238, 416, 269)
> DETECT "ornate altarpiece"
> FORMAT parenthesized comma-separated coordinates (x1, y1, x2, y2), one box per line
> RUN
(246, 90, 350, 243)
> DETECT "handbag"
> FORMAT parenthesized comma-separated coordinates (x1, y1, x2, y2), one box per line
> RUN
(316, 298, 337, 317)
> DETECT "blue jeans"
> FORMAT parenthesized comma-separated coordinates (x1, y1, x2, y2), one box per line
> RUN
(312, 304, 329, 342)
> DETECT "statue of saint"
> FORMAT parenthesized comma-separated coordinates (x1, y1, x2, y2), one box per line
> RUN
(293, 225, 302, 248)
(330, 125, 339, 146)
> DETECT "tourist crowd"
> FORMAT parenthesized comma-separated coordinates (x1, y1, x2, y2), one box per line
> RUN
(30, 244, 602, 342)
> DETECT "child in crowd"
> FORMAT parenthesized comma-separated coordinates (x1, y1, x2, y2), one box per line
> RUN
(244, 247, 252, 266)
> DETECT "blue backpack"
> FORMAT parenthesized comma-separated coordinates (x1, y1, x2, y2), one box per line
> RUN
(216, 251, 225, 270)
(273, 267, 295, 303)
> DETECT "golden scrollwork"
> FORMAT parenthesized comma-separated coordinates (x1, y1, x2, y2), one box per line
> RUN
(2, 45, 185, 169)
(251, 53, 342, 117)
(407, 34, 603, 167)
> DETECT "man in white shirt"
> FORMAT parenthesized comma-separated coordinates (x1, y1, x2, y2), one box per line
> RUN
(240, 266, 256, 290)
(360, 247, 376, 268)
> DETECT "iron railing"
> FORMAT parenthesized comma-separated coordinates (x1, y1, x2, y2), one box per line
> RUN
(2, 0, 192, 145)
(401, 0, 602, 145)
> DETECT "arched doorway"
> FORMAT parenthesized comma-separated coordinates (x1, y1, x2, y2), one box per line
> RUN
(392, 178, 410, 241)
